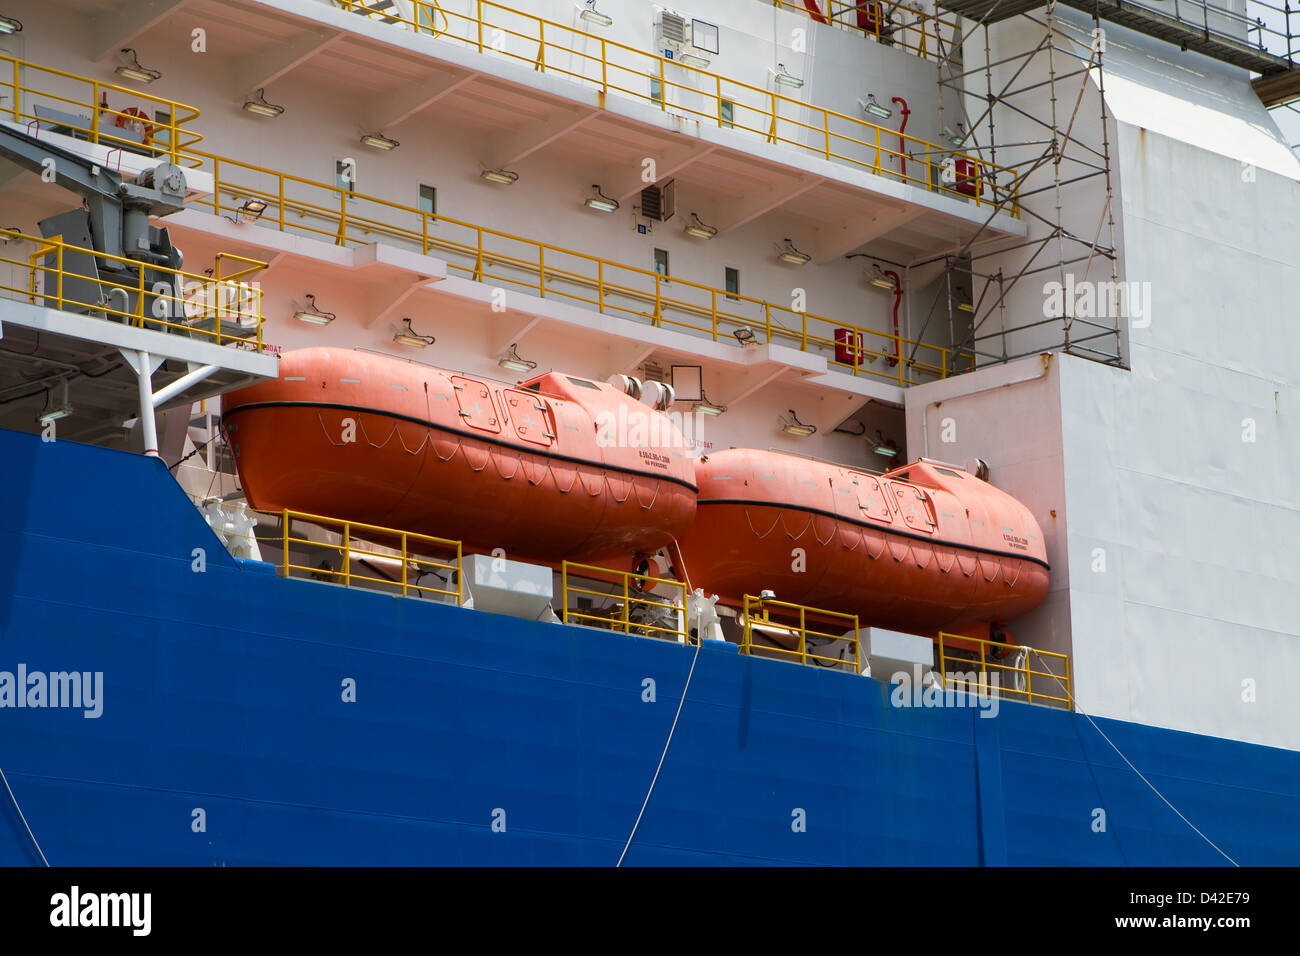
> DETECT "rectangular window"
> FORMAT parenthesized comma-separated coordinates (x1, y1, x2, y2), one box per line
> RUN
(650, 78, 663, 104)
(419, 184, 437, 216)
(653, 248, 669, 278)
(336, 159, 355, 191)
(152, 110, 172, 149)
(719, 99, 734, 129)
(724, 267, 739, 300)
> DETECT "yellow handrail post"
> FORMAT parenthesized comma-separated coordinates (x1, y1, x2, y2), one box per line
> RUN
(658, 58, 666, 111)
(1025, 650, 1034, 705)
(9, 58, 17, 122)
(601, 39, 607, 92)
(767, 92, 777, 143)
(281, 509, 290, 577)
(476, 0, 484, 52)
(824, 113, 831, 160)
(764, 302, 772, 343)
(336, 190, 347, 246)
(653, 273, 661, 326)
(538, 246, 545, 298)
(278, 174, 285, 230)
(711, 289, 718, 341)
(422, 213, 428, 254)
(621, 573, 630, 634)
(55, 244, 63, 309)
(799, 606, 807, 666)
(135, 265, 146, 326)
(401, 532, 409, 598)
(212, 160, 221, 218)
(473, 229, 484, 281)
(343, 522, 351, 587)
(597, 260, 604, 313)
(456, 541, 463, 605)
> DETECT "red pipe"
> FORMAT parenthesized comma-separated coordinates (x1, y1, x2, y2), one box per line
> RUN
(891, 96, 909, 179)
(884, 269, 902, 367)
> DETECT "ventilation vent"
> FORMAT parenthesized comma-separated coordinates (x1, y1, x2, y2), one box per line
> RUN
(655, 11, 689, 45)
(642, 361, 667, 383)
(640, 179, 676, 222)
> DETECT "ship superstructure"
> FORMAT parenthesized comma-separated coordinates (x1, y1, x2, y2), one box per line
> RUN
(0, 0, 1298, 865)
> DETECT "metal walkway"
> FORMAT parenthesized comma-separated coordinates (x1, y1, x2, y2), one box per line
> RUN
(936, 0, 1300, 104)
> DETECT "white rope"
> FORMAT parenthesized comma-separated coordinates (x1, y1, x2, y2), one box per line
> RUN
(1031, 650, 1238, 867)
(616, 633, 702, 868)
(616, 537, 700, 867)
(0, 764, 49, 867)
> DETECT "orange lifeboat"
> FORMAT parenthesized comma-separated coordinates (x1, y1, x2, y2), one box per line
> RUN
(675, 450, 1049, 637)
(221, 348, 697, 563)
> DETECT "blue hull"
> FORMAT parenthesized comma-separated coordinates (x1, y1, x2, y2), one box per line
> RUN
(0, 427, 1295, 866)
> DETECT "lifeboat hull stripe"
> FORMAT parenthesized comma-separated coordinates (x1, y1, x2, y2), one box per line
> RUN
(225, 400, 700, 493)
(697, 498, 1051, 570)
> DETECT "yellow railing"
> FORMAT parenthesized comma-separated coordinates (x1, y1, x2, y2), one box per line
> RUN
(561, 560, 687, 643)
(770, 0, 962, 64)
(334, 0, 1019, 214)
(268, 508, 464, 603)
(0, 229, 266, 349)
(740, 594, 861, 669)
(936, 632, 1072, 709)
(0, 53, 203, 167)
(188, 149, 967, 383)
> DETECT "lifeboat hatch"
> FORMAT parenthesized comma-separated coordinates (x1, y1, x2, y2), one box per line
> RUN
(850, 473, 892, 522)
(892, 483, 938, 533)
(503, 388, 555, 447)
(451, 377, 502, 434)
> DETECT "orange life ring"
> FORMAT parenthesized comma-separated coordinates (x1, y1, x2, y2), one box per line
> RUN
(115, 107, 156, 146)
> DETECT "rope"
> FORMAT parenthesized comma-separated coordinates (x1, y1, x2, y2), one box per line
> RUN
(1032, 652, 1239, 867)
(0, 764, 49, 866)
(616, 536, 701, 868)
(616, 620, 702, 868)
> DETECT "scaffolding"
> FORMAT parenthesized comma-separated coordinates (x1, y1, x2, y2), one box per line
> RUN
(899, 0, 1299, 372)
(900, 1, 1124, 370)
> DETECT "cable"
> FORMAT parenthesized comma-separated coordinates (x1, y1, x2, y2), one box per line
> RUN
(0, 764, 49, 867)
(1031, 652, 1239, 867)
(615, 535, 704, 867)
(616, 628, 702, 868)
(169, 435, 214, 472)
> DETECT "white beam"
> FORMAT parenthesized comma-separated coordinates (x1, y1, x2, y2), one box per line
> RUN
(808, 205, 925, 261)
(366, 278, 432, 329)
(235, 30, 345, 94)
(482, 107, 599, 170)
(714, 176, 824, 235)
(607, 140, 718, 202)
(364, 69, 477, 131)
(91, 0, 192, 60)
(608, 341, 658, 374)
(718, 363, 790, 407)
(153, 363, 218, 407)
(491, 315, 545, 357)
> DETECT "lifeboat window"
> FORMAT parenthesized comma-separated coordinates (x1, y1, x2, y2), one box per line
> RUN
(890, 471, 910, 482)
(565, 377, 600, 389)
(934, 466, 963, 478)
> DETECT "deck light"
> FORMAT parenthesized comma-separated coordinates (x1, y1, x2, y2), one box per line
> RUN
(781, 409, 816, 437)
(733, 327, 756, 344)
(37, 381, 72, 425)
(679, 52, 710, 69)
(242, 88, 285, 118)
(238, 199, 268, 220)
(294, 294, 336, 326)
(778, 239, 811, 266)
(684, 213, 717, 239)
(873, 430, 899, 458)
(860, 94, 892, 119)
(944, 123, 965, 147)
(584, 184, 619, 213)
(0, 15, 22, 34)
(869, 264, 896, 290)
(772, 63, 803, 89)
(480, 168, 519, 185)
(498, 343, 537, 373)
(115, 49, 161, 84)
(579, 0, 613, 27)
(956, 299, 974, 313)
(394, 317, 436, 348)
(360, 132, 400, 151)
(694, 390, 726, 416)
